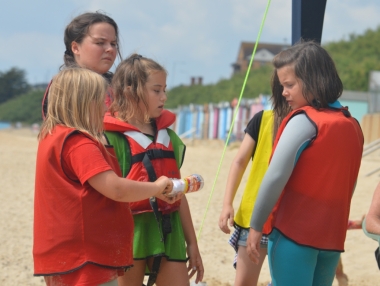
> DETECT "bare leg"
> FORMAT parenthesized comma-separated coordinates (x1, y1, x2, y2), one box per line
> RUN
(151, 257, 189, 286)
(335, 256, 348, 286)
(234, 246, 267, 286)
(118, 260, 146, 286)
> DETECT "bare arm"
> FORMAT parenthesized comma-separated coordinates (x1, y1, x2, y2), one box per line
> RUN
(62, 134, 175, 204)
(219, 133, 256, 233)
(179, 196, 204, 283)
(88, 171, 174, 203)
(366, 182, 380, 235)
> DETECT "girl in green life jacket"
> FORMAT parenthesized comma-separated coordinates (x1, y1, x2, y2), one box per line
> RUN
(103, 54, 204, 286)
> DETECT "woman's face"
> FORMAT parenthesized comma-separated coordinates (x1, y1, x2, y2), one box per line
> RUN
(278, 65, 308, 110)
(71, 22, 117, 75)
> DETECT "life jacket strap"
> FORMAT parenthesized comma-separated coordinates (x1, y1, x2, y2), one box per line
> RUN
(131, 149, 175, 165)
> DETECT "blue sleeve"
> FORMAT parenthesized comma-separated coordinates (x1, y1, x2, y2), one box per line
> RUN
(250, 113, 316, 231)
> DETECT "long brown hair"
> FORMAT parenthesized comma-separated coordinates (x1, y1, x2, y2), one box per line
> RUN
(271, 40, 343, 112)
(110, 54, 167, 123)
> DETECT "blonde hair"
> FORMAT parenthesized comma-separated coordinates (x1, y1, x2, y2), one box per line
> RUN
(110, 54, 166, 122)
(38, 68, 107, 141)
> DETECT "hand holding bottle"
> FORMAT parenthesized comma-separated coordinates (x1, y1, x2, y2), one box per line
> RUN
(169, 174, 204, 196)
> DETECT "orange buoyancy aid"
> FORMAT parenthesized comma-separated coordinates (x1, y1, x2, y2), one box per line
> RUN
(33, 125, 134, 275)
(269, 106, 363, 251)
(103, 110, 182, 215)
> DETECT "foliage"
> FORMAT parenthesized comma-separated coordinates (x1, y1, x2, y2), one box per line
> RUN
(0, 67, 30, 104)
(324, 26, 380, 91)
(166, 26, 380, 107)
(166, 65, 273, 108)
(1, 26, 380, 122)
(0, 89, 44, 124)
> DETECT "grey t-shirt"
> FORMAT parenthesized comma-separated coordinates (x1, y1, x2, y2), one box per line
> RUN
(250, 113, 316, 231)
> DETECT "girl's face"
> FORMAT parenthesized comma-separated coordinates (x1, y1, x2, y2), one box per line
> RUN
(71, 22, 117, 75)
(277, 65, 308, 110)
(141, 71, 167, 119)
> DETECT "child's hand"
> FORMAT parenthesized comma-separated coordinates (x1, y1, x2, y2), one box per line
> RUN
(187, 243, 204, 283)
(247, 228, 262, 264)
(154, 176, 178, 203)
(347, 214, 366, 230)
(219, 204, 234, 234)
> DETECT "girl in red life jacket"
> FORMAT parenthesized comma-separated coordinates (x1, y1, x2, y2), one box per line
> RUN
(42, 11, 120, 119)
(34, 68, 176, 286)
(104, 54, 204, 286)
(246, 41, 364, 286)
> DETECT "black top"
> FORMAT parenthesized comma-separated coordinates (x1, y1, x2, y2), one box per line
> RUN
(244, 110, 263, 142)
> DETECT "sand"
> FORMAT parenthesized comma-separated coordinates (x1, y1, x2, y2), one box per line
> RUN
(1, 128, 379, 286)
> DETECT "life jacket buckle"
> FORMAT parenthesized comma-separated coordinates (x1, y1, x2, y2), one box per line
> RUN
(146, 149, 164, 159)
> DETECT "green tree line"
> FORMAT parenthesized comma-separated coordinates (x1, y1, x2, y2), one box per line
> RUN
(0, 26, 379, 123)
(165, 26, 380, 108)
(0, 67, 30, 105)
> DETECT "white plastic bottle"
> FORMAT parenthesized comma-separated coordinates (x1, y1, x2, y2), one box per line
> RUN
(170, 174, 204, 196)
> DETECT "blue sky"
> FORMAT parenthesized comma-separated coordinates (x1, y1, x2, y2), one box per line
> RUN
(1, 0, 379, 89)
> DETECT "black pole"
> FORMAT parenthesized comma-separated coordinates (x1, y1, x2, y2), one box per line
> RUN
(292, 0, 327, 45)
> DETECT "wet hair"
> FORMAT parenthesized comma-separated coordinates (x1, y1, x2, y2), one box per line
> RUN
(39, 68, 107, 142)
(62, 11, 121, 80)
(271, 40, 343, 111)
(110, 54, 167, 123)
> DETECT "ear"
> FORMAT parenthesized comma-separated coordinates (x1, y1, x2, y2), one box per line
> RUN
(71, 41, 80, 56)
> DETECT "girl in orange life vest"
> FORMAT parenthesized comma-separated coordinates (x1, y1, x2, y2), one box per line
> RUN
(218, 101, 290, 286)
(246, 41, 364, 285)
(42, 11, 120, 118)
(34, 68, 177, 286)
(103, 54, 204, 286)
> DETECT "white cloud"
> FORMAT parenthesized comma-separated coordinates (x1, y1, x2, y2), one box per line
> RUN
(1, 0, 380, 86)
(230, 0, 268, 33)
(0, 32, 62, 83)
(323, 1, 380, 42)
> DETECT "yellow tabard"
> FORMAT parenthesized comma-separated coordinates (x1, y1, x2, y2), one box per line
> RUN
(234, 110, 274, 228)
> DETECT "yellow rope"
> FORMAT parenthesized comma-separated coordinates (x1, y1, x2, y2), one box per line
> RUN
(196, 0, 272, 240)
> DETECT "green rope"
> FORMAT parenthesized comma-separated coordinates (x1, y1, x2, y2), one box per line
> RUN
(196, 0, 272, 240)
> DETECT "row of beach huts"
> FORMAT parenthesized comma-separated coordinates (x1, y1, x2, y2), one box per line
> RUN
(169, 95, 271, 141)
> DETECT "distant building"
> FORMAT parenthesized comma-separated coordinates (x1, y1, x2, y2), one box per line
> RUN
(190, 77, 203, 86)
(231, 42, 290, 75)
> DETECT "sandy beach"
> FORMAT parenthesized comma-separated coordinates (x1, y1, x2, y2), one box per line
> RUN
(1, 127, 379, 285)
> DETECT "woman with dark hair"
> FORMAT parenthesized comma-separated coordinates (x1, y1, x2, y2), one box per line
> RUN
(42, 11, 121, 117)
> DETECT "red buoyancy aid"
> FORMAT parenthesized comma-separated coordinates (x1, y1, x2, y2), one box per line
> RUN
(103, 110, 182, 215)
(267, 106, 363, 251)
(34, 125, 134, 275)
